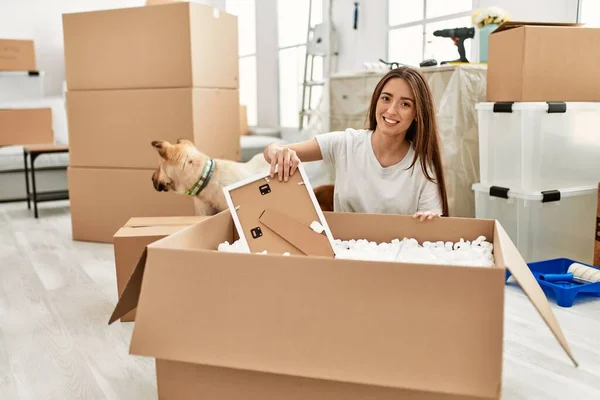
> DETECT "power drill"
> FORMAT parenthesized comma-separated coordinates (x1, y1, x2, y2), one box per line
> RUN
(433, 27, 475, 64)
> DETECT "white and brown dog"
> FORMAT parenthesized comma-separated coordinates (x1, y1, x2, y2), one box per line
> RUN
(151, 139, 269, 215)
(151, 139, 335, 214)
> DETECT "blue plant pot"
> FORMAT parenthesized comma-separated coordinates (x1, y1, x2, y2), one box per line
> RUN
(479, 23, 499, 63)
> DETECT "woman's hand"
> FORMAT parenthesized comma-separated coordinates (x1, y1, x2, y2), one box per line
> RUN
(413, 211, 441, 222)
(265, 144, 301, 182)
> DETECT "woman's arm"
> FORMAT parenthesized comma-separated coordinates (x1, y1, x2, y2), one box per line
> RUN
(413, 178, 444, 222)
(263, 138, 323, 181)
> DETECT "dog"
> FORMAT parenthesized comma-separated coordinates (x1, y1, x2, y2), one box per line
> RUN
(151, 139, 336, 214)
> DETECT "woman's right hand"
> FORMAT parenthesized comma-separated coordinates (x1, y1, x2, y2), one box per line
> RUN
(265, 144, 301, 182)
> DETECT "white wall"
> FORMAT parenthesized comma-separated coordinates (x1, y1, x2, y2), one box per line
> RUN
(328, 0, 388, 74)
(328, 0, 581, 74)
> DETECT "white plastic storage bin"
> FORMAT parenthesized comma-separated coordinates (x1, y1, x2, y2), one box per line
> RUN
(473, 183, 598, 264)
(476, 102, 600, 192)
(0, 71, 44, 102)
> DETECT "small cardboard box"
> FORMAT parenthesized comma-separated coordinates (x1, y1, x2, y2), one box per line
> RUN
(0, 108, 53, 146)
(486, 21, 600, 102)
(110, 210, 577, 399)
(68, 167, 200, 243)
(0, 39, 36, 71)
(66, 88, 241, 169)
(62, 2, 238, 90)
(113, 216, 209, 321)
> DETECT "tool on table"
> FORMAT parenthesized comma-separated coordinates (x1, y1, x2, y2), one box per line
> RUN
(433, 27, 475, 64)
(419, 59, 438, 67)
(378, 58, 412, 70)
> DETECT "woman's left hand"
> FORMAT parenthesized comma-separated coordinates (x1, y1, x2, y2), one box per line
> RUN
(413, 211, 441, 222)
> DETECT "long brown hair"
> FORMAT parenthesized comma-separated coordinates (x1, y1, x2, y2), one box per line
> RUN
(367, 66, 449, 217)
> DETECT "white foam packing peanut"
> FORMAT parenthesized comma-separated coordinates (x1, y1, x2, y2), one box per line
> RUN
(333, 236, 494, 267)
(217, 236, 494, 267)
(310, 221, 325, 234)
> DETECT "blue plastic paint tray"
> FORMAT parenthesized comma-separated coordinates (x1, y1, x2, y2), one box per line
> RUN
(506, 258, 600, 307)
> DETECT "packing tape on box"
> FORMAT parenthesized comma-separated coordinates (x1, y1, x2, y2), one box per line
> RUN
(567, 263, 600, 283)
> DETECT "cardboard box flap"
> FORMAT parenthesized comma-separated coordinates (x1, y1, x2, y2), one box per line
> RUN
(108, 248, 147, 324)
(493, 20, 583, 34)
(223, 163, 336, 256)
(124, 216, 208, 228)
(259, 208, 335, 257)
(495, 222, 578, 367)
(114, 225, 195, 238)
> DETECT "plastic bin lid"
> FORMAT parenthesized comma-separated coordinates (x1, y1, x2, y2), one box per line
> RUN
(475, 102, 600, 111)
(472, 182, 598, 200)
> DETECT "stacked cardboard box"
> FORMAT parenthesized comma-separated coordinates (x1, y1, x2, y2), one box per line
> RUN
(62, 2, 241, 243)
(0, 39, 54, 146)
(486, 21, 600, 102)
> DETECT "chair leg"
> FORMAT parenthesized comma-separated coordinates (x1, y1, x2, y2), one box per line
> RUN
(30, 153, 39, 218)
(23, 149, 31, 209)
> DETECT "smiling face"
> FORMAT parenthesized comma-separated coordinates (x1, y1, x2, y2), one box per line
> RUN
(374, 77, 417, 138)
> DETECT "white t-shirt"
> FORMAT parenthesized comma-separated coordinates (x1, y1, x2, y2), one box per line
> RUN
(315, 128, 443, 215)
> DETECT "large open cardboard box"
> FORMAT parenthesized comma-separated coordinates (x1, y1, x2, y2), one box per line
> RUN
(62, 2, 238, 90)
(110, 210, 577, 399)
(66, 87, 241, 168)
(486, 21, 600, 101)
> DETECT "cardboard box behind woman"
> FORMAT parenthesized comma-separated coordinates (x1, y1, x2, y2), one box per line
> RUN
(487, 21, 600, 101)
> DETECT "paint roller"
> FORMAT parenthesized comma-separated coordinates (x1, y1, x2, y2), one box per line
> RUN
(539, 263, 600, 284)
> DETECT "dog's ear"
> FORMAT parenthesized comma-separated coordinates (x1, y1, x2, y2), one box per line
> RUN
(176, 138, 194, 146)
(151, 140, 171, 159)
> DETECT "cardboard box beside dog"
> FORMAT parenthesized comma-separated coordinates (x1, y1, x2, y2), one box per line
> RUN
(113, 216, 209, 321)
(68, 167, 200, 243)
(110, 210, 577, 399)
(486, 21, 600, 101)
(66, 87, 241, 169)
(62, 2, 238, 91)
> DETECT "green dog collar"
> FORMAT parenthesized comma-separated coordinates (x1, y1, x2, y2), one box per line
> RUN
(185, 158, 215, 196)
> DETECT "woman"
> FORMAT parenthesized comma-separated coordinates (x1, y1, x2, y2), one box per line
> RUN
(263, 66, 449, 221)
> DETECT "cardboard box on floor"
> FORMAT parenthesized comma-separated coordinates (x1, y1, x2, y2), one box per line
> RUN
(109, 175, 578, 399)
(486, 21, 600, 101)
(68, 167, 200, 243)
(0, 39, 36, 71)
(62, 2, 238, 90)
(113, 216, 209, 322)
(0, 108, 53, 146)
(66, 88, 241, 169)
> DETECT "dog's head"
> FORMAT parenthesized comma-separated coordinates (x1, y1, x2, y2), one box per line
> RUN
(151, 139, 208, 195)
